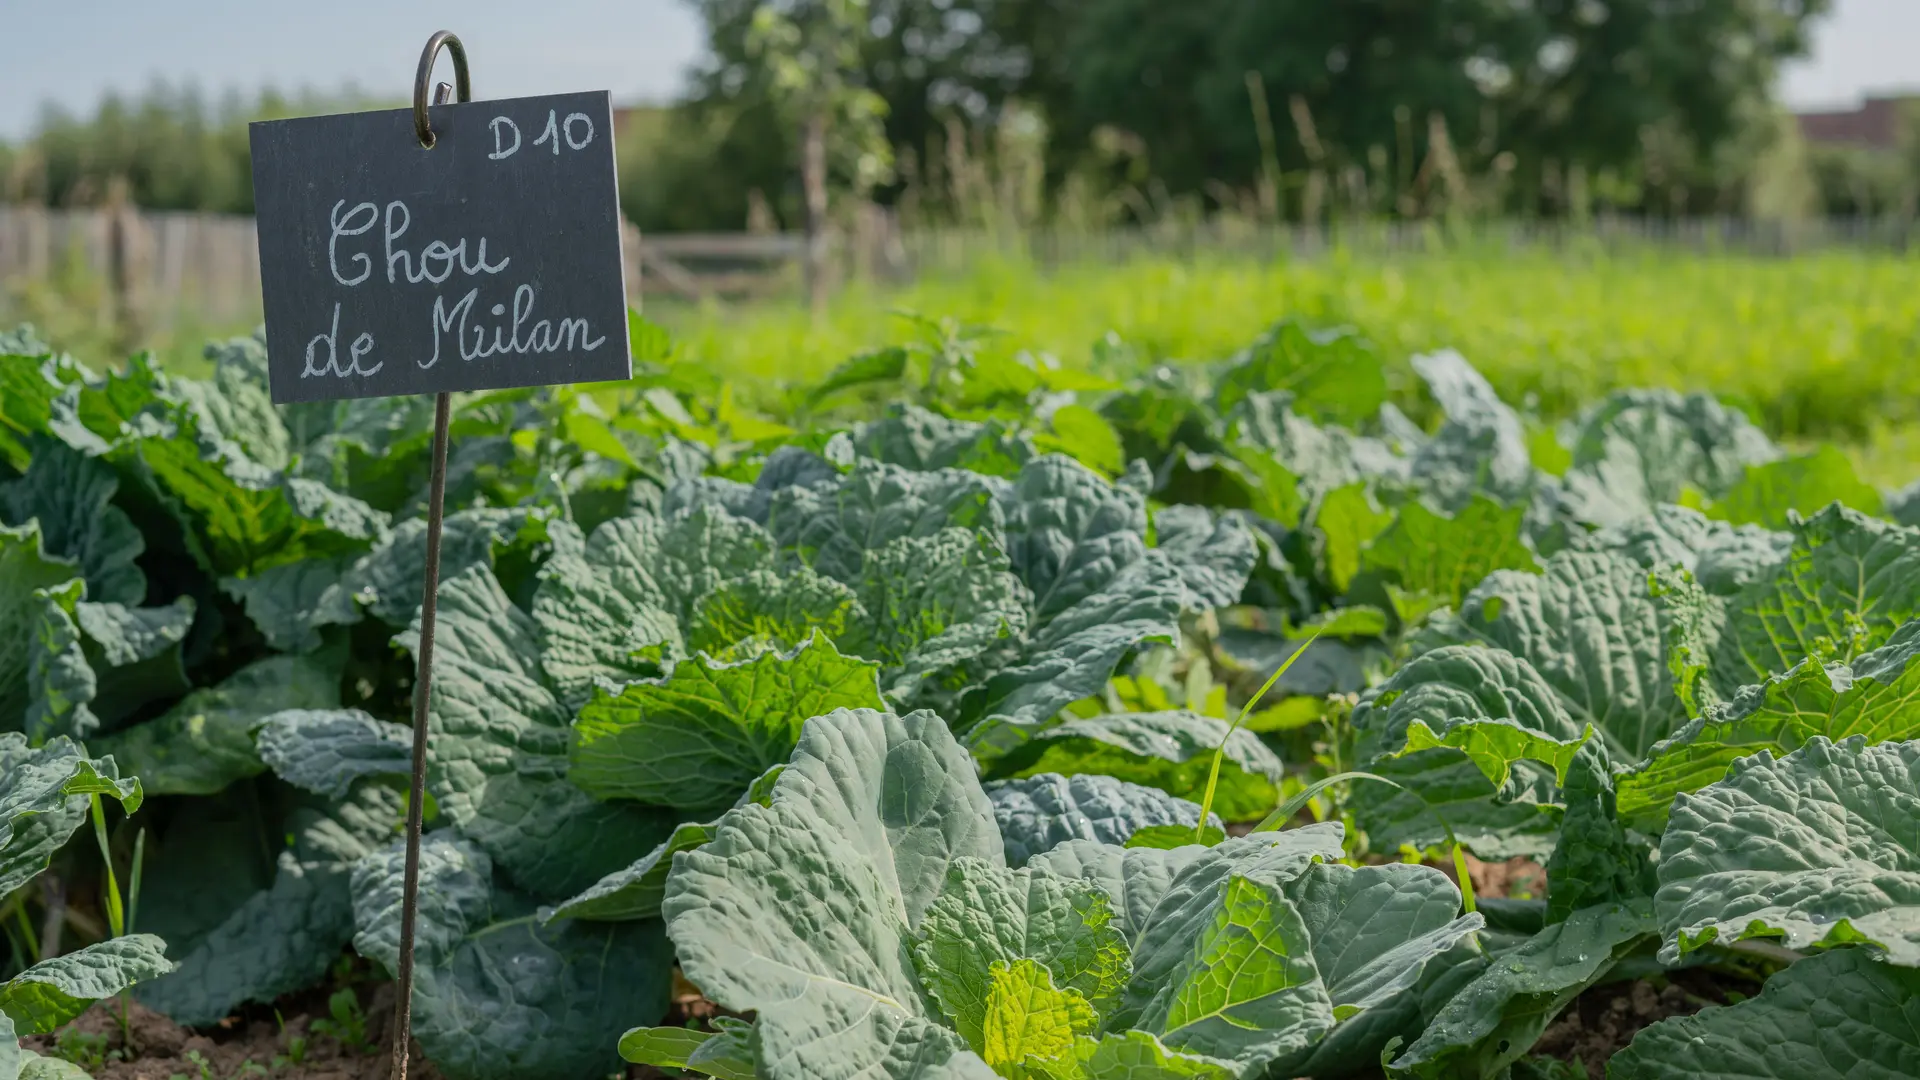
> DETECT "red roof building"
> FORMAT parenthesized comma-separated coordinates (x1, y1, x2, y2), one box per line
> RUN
(1796, 95, 1916, 148)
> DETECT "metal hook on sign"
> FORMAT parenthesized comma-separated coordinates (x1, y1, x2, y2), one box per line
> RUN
(413, 30, 471, 146)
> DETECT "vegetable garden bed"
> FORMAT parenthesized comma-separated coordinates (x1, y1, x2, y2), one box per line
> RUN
(3, 314, 1917, 1080)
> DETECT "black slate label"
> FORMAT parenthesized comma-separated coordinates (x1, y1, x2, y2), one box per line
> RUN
(249, 91, 631, 403)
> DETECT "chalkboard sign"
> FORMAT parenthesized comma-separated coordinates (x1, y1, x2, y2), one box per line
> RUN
(249, 91, 631, 404)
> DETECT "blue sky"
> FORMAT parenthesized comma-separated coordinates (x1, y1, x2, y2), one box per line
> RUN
(0, 0, 1911, 139)
(0, 0, 705, 137)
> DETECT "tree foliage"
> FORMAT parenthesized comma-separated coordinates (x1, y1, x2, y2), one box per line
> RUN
(0, 1, 1839, 227)
(671, 0, 1830, 225)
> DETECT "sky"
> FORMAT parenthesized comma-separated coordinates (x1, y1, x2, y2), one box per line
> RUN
(0, 0, 1913, 139)
(1778, 0, 1920, 109)
(0, 0, 706, 138)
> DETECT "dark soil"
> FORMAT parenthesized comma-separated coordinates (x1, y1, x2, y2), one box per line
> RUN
(1530, 967, 1764, 1077)
(1419, 852, 1764, 1075)
(19, 982, 436, 1080)
(14, 857, 1752, 1080)
(22, 967, 735, 1080)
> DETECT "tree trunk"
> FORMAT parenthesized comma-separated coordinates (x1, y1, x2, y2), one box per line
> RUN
(801, 109, 829, 314)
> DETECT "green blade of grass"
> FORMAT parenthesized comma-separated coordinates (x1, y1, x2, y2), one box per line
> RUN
(1194, 630, 1322, 841)
(88, 794, 125, 939)
(1252, 770, 1403, 833)
(128, 827, 146, 936)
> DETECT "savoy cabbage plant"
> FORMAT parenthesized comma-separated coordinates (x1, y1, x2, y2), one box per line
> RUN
(1339, 497, 1920, 1074)
(1603, 735, 1920, 1078)
(1352, 502, 1920, 868)
(1, 736, 172, 1077)
(621, 706, 1481, 1080)
(519, 453, 1279, 924)
(2, 935, 173, 1080)
(11, 312, 1920, 1080)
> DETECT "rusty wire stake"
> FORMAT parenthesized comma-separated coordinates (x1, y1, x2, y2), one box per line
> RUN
(392, 30, 468, 1080)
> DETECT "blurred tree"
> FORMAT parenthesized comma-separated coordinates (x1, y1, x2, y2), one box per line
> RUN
(742, 0, 895, 309)
(1743, 108, 1819, 221)
(681, 0, 1030, 225)
(1044, 0, 1830, 217)
(6, 84, 386, 213)
(0, 142, 19, 201)
(0, 1, 1841, 228)
(677, 0, 1831, 224)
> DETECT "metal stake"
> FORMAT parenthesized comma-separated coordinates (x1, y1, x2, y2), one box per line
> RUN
(392, 31, 468, 1080)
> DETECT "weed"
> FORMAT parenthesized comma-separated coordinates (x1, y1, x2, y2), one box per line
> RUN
(310, 987, 375, 1056)
(51, 1027, 112, 1070)
(272, 1007, 308, 1066)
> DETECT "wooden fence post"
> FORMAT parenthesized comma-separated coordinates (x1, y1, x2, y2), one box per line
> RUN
(105, 178, 155, 353)
(621, 218, 645, 309)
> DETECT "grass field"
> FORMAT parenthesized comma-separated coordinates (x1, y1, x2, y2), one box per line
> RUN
(18, 238, 1920, 487)
(659, 244, 1920, 487)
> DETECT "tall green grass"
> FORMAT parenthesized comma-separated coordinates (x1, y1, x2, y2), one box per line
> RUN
(661, 244, 1920, 485)
(28, 237, 1920, 487)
